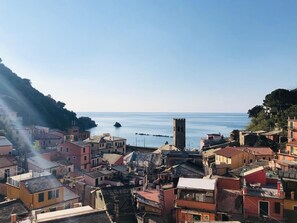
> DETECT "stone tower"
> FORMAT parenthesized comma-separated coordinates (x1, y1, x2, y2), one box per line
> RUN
(173, 118, 186, 150)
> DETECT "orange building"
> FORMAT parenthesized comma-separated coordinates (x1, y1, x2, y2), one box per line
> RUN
(175, 178, 217, 222)
(6, 172, 79, 212)
(278, 117, 297, 170)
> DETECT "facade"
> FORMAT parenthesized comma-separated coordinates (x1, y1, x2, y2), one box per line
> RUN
(58, 141, 91, 172)
(175, 178, 217, 223)
(288, 117, 297, 142)
(34, 133, 63, 149)
(173, 118, 186, 150)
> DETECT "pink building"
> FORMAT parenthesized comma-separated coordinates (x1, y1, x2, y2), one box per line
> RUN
(242, 167, 284, 222)
(58, 141, 91, 172)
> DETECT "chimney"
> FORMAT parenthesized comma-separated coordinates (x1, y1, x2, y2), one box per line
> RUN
(291, 191, 295, 200)
(10, 214, 17, 223)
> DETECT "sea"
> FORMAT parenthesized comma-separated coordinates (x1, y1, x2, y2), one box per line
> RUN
(77, 112, 250, 149)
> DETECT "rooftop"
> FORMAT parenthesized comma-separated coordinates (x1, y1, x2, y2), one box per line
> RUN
(85, 170, 113, 178)
(22, 175, 62, 193)
(136, 190, 160, 203)
(153, 144, 179, 154)
(36, 206, 111, 223)
(72, 141, 89, 147)
(64, 187, 80, 201)
(0, 200, 28, 223)
(214, 147, 242, 158)
(0, 136, 12, 147)
(35, 133, 61, 140)
(103, 153, 122, 165)
(27, 156, 59, 170)
(246, 185, 280, 198)
(177, 178, 216, 190)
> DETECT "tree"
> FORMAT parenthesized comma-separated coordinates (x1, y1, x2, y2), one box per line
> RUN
(263, 89, 295, 114)
(248, 105, 263, 118)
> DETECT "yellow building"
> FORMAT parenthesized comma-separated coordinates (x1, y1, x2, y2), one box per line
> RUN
(215, 147, 247, 170)
(6, 172, 79, 212)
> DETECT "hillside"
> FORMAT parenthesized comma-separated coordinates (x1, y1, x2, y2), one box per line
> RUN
(0, 59, 96, 131)
(247, 88, 297, 133)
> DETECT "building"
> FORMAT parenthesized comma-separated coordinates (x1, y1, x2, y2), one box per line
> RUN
(84, 170, 115, 187)
(200, 133, 226, 150)
(214, 147, 246, 171)
(6, 172, 79, 212)
(278, 117, 297, 170)
(173, 119, 186, 150)
(175, 178, 217, 222)
(0, 155, 17, 181)
(34, 133, 63, 149)
(27, 156, 73, 177)
(288, 117, 297, 142)
(0, 136, 13, 155)
(84, 134, 127, 155)
(58, 141, 91, 172)
(242, 167, 285, 222)
(36, 205, 112, 223)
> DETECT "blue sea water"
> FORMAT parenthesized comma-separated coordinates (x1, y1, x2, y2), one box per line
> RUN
(77, 112, 250, 149)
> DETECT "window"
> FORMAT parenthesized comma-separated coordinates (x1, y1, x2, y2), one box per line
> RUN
(66, 147, 69, 152)
(84, 155, 87, 161)
(38, 193, 44, 202)
(56, 189, 59, 198)
(274, 202, 281, 214)
(48, 191, 53, 200)
(83, 147, 85, 153)
(73, 156, 76, 159)
(294, 206, 297, 211)
(193, 215, 201, 222)
(60, 147, 62, 152)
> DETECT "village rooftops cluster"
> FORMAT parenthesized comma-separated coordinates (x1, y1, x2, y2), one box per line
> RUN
(1, 108, 297, 223)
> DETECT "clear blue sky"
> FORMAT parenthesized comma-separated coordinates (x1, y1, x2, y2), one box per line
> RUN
(0, 1, 297, 112)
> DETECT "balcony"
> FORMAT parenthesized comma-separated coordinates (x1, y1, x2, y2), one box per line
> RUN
(175, 190, 216, 211)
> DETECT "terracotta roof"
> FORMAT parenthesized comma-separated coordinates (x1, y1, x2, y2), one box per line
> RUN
(136, 190, 160, 203)
(247, 147, 274, 156)
(214, 147, 242, 158)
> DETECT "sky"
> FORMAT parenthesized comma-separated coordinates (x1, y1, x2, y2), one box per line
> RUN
(0, 1, 297, 113)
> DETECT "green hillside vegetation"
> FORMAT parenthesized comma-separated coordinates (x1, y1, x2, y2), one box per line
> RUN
(0, 59, 97, 131)
(247, 88, 297, 133)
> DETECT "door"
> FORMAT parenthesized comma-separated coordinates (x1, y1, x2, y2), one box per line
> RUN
(259, 201, 269, 217)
